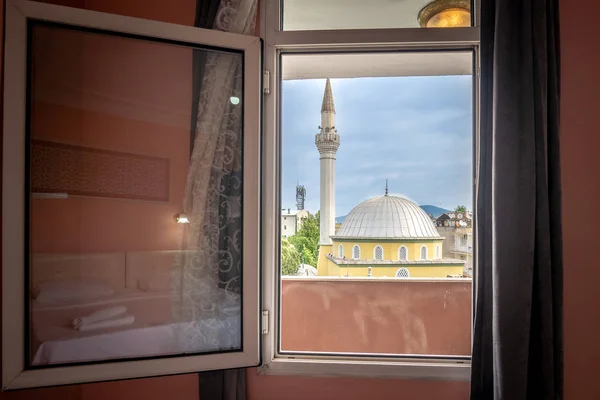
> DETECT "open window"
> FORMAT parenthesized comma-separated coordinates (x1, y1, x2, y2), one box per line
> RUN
(2, 0, 261, 389)
(262, 0, 478, 379)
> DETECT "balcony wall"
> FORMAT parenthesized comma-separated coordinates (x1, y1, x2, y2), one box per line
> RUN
(281, 278, 472, 356)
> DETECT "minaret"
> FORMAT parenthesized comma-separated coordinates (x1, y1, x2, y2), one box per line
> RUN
(315, 79, 340, 248)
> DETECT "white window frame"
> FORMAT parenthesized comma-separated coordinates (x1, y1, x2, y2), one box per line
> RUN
(261, 0, 478, 381)
(2, 0, 262, 389)
(399, 245, 408, 261)
(352, 244, 361, 260)
(338, 244, 343, 258)
(436, 245, 441, 259)
(374, 245, 383, 260)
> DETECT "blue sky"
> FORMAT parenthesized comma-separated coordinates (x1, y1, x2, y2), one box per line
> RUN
(281, 76, 473, 217)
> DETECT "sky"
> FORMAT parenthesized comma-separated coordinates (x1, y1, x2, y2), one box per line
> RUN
(281, 76, 473, 217)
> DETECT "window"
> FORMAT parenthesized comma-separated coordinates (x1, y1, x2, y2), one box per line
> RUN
(436, 245, 441, 259)
(398, 246, 408, 261)
(374, 245, 383, 260)
(266, 0, 476, 381)
(395, 268, 410, 278)
(352, 245, 361, 260)
(2, 1, 261, 389)
(420, 245, 428, 260)
(338, 244, 343, 258)
(461, 235, 468, 246)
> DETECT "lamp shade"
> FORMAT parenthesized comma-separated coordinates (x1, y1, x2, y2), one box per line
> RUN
(418, 0, 471, 28)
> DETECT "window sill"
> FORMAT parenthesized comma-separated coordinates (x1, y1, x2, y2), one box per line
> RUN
(257, 357, 471, 381)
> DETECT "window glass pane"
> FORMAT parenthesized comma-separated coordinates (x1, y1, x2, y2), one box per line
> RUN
(282, 0, 473, 31)
(280, 51, 473, 356)
(28, 23, 244, 366)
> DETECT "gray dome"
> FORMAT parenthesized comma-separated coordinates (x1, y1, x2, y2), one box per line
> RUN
(334, 195, 441, 239)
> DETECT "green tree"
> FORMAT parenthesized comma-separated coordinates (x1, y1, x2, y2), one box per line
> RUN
(455, 205, 467, 214)
(281, 237, 300, 276)
(288, 211, 320, 267)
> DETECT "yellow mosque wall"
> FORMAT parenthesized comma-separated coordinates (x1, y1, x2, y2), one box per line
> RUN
(333, 240, 444, 261)
(322, 259, 464, 278)
(317, 244, 333, 275)
(317, 240, 464, 277)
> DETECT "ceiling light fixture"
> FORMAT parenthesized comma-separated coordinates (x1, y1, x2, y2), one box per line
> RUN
(417, 0, 471, 28)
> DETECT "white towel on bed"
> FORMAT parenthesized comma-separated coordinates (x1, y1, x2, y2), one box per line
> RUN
(76, 315, 136, 332)
(72, 306, 127, 330)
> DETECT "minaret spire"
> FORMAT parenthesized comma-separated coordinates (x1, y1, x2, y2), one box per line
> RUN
(385, 179, 389, 196)
(321, 78, 336, 113)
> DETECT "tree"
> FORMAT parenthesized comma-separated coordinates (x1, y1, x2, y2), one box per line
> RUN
(288, 211, 320, 267)
(455, 205, 467, 214)
(281, 237, 300, 276)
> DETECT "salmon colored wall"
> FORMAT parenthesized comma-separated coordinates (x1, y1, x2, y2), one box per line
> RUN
(2, 0, 600, 399)
(281, 279, 471, 355)
(561, 0, 600, 398)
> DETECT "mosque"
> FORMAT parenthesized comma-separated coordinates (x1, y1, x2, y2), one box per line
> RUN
(314, 79, 465, 278)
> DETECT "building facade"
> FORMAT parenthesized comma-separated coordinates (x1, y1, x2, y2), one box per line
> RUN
(435, 212, 473, 277)
(281, 208, 310, 237)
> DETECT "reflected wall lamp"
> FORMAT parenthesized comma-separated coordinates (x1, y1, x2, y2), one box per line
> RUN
(174, 212, 190, 224)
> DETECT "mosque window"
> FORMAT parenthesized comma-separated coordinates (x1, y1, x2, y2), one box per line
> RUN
(338, 244, 343, 258)
(420, 245, 428, 260)
(374, 245, 383, 260)
(435, 245, 441, 259)
(395, 268, 410, 278)
(352, 245, 360, 260)
(398, 246, 408, 261)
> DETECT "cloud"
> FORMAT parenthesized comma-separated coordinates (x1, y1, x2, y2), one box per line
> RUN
(282, 76, 473, 216)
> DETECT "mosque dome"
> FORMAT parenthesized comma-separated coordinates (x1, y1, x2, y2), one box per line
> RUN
(334, 195, 441, 239)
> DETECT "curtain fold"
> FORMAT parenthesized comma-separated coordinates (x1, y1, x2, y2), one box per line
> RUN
(470, 0, 563, 399)
(185, 1, 258, 399)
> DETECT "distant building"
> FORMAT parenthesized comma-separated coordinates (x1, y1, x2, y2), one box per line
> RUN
(296, 184, 306, 210)
(281, 208, 310, 237)
(435, 211, 473, 277)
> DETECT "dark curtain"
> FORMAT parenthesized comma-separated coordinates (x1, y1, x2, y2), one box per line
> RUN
(470, 0, 563, 399)
(192, 1, 246, 399)
(190, 0, 220, 153)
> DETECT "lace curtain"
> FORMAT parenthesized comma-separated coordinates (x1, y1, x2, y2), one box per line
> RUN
(173, 0, 257, 353)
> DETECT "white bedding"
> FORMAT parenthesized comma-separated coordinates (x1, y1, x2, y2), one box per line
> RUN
(32, 316, 241, 365)
(30, 290, 241, 365)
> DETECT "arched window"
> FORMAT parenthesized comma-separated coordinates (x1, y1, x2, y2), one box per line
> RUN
(338, 244, 343, 258)
(352, 245, 360, 260)
(398, 246, 408, 261)
(374, 245, 383, 260)
(395, 268, 410, 278)
(435, 245, 441, 259)
(420, 245, 427, 260)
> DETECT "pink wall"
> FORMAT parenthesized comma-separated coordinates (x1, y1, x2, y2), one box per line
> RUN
(281, 279, 471, 355)
(30, 24, 192, 253)
(1, 0, 600, 398)
(561, 0, 600, 398)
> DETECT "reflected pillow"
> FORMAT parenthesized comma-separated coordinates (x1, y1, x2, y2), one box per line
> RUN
(33, 279, 115, 305)
(137, 271, 177, 292)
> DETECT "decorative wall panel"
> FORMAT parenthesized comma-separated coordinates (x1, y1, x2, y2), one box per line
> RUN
(31, 140, 170, 201)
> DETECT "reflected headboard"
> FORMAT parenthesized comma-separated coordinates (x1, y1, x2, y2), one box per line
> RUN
(30, 253, 127, 291)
